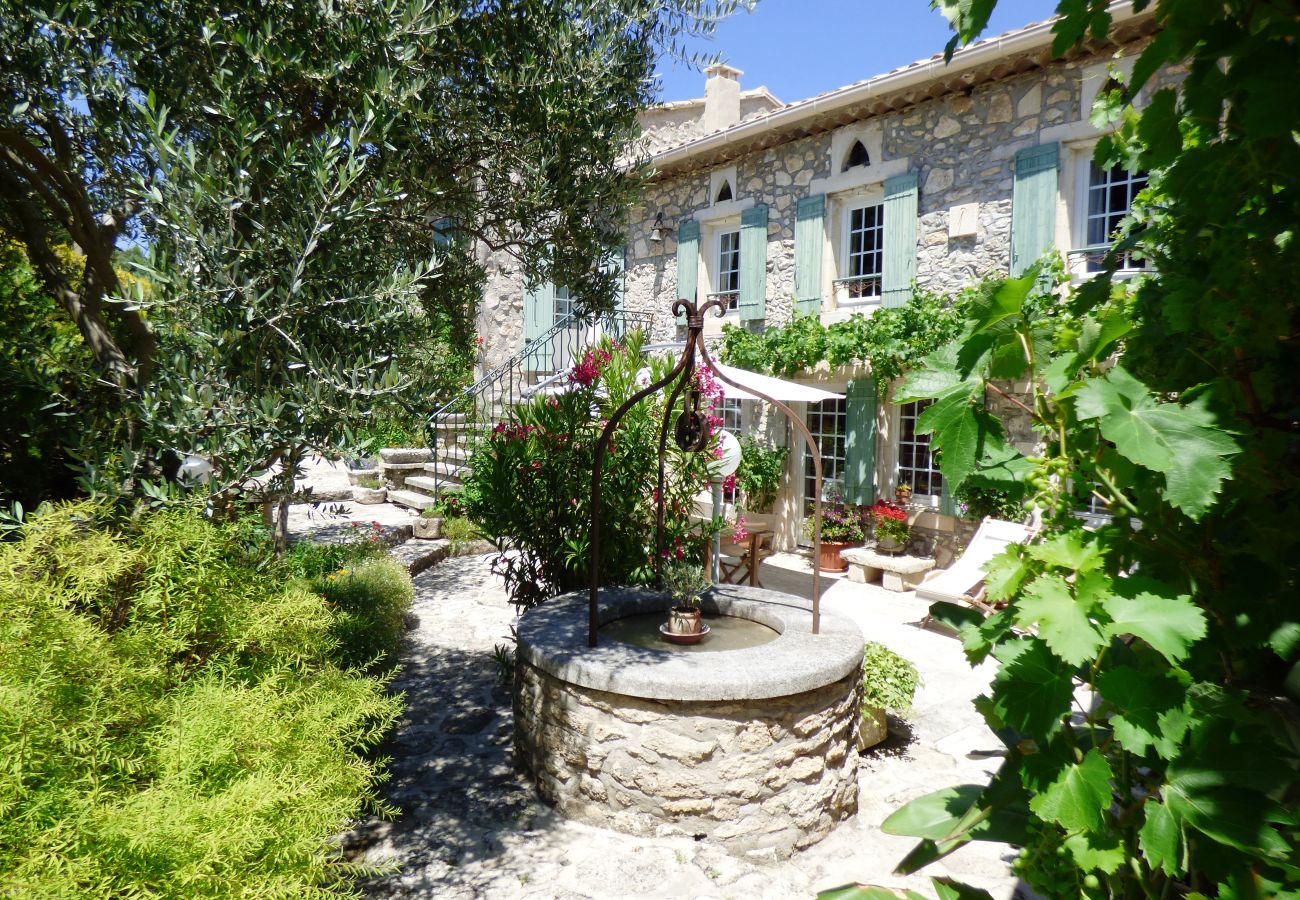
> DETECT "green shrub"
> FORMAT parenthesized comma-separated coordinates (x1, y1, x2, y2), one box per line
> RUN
(0, 502, 402, 898)
(310, 557, 414, 672)
(354, 416, 427, 451)
(862, 642, 921, 718)
(280, 523, 387, 579)
(735, 437, 788, 512)
(439, 515, 478, 546)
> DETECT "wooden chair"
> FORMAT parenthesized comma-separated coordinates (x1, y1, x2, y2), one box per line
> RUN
(719, 532, 773, 587)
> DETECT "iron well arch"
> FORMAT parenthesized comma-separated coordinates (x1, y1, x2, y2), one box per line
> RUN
(587, 296, 829, 647)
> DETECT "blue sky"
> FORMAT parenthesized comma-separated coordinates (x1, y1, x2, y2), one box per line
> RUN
(655, 0, 1059, 105)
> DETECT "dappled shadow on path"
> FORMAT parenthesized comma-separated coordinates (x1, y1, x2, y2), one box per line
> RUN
(339, 556, 563, 898)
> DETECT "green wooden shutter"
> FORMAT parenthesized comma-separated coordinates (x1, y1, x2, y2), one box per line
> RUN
(794, 194, 826, 315)
(844, 378, 877, 504)
(676, 219, 699, 325)
(939, 477, 957, 517)
(738, 203, 769, 322)
(432, 217, 454, 251)
(523, 281, 554, 370)
(1010, 142, 1060, 277)
(882, 172, 919, 308)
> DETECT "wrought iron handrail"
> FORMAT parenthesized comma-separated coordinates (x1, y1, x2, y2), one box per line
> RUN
(420, 308, 655, 498)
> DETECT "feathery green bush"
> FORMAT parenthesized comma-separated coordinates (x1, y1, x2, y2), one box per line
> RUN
(0, 502, 405, 898)
(311, 558, 414, 673)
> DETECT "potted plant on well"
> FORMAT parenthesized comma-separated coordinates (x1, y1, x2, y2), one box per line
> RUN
(870, 499, 910, 554)
(661, 558, 710, 642)
(859, 641, 920, 750)
(802, 496, 869, 573)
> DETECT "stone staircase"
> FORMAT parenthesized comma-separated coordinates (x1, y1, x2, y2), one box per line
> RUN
(376, 308, 655, 506)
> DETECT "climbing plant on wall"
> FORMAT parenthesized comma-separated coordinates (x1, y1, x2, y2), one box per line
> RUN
(717, 282, 982, 389)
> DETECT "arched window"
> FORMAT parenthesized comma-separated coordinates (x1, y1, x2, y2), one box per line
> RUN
(843, 140, 870, 171)
(715, 179, 733, 203)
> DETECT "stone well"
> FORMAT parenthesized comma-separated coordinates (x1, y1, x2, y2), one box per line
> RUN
(514, 584, 864, 860)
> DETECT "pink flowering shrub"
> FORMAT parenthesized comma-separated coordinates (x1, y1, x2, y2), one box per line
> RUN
(461, 333, 714, 610)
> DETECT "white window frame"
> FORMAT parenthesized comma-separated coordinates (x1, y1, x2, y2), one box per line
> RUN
(802, 397, 848, 515)
(891, 398, 944, 507)
(829, 184, 886, 310)
(1066, 143, 1151, 280)
(717, 397, 743, 436)
(838, 199, 885, 305)
(554, 285, 575, 325)
(712, 226, 741, 311)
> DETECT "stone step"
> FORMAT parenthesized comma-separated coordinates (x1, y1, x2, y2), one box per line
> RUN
(386, 489, 437, 511)
(422, 461, 469, 478)
(431, 412, 471, 426)
(380, 460, 428, 474)
(435, 415, 486, 434)
(404, 474, 463, 495)
(379, 447, 431, 465)
(433, 445, 472, 463)
(388, 538, 449, 576)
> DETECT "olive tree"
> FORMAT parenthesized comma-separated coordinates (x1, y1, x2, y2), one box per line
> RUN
(0, 0, 735, 540)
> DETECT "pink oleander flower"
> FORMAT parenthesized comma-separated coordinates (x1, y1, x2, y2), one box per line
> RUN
(722, 473, 737, 493)
(732, 514, 748, 544)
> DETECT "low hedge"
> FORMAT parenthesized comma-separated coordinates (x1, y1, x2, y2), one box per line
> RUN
(0, 502, 410, 898)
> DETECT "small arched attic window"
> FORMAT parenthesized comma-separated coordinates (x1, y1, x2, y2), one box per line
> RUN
(715, 179, 733, 203)
(842, 140, 870, 171)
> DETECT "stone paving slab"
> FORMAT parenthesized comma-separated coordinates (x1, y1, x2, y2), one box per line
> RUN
(340, 553, 1027, 899)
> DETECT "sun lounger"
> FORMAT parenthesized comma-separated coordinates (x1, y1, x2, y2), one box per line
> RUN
(917, 517, 1032, 619)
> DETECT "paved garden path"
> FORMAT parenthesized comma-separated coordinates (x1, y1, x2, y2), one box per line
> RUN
(343, 554, 1025, 900)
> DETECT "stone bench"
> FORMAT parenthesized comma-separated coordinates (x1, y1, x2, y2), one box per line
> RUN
(840, 547, 936, 592)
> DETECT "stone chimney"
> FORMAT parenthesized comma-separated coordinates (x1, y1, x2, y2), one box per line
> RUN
(702, 63, 742, 132)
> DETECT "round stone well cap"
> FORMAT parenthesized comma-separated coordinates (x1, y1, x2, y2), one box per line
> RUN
(516, 584, 864, 702)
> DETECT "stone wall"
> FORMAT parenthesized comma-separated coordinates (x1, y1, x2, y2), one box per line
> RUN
(514, 660, 861, 860)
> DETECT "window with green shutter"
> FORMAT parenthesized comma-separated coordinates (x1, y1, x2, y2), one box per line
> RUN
(676, 219, 699, 324)
(881, 172, 918, 308)
(737, 204, 768, 322)
(1010, 142, 1060, 277)
(794, 194, 826, 314)
(843, 378, 877, 504)
(522, 280, 554, 370)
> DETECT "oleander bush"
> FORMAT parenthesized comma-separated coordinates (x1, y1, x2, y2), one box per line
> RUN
(461, 332, 716, 610)
(0, 502, 404, 898)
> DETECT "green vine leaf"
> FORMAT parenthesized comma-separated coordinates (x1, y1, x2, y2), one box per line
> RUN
(1074, 366, 1238, 519)
(987, 639, 1075, 736)
(1028, 749, 1113, 833)
(1139, 800, 1181, 876)
(1063, 831, 1126, 874)
(1013, 574, 1105, 667)
(1025, 530, 1105, 574)
(1101, 579, 1207, 664)
(1095, 665, 1189, 756)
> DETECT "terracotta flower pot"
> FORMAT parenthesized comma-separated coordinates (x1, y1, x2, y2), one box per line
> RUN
(667, 606, 702, 635)
(818, 541, 854, 573)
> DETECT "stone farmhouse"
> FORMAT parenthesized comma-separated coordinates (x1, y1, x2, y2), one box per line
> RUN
(466, 2, 1176, 558)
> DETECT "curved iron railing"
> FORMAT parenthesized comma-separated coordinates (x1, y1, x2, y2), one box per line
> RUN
(422, 309, 655, 499)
